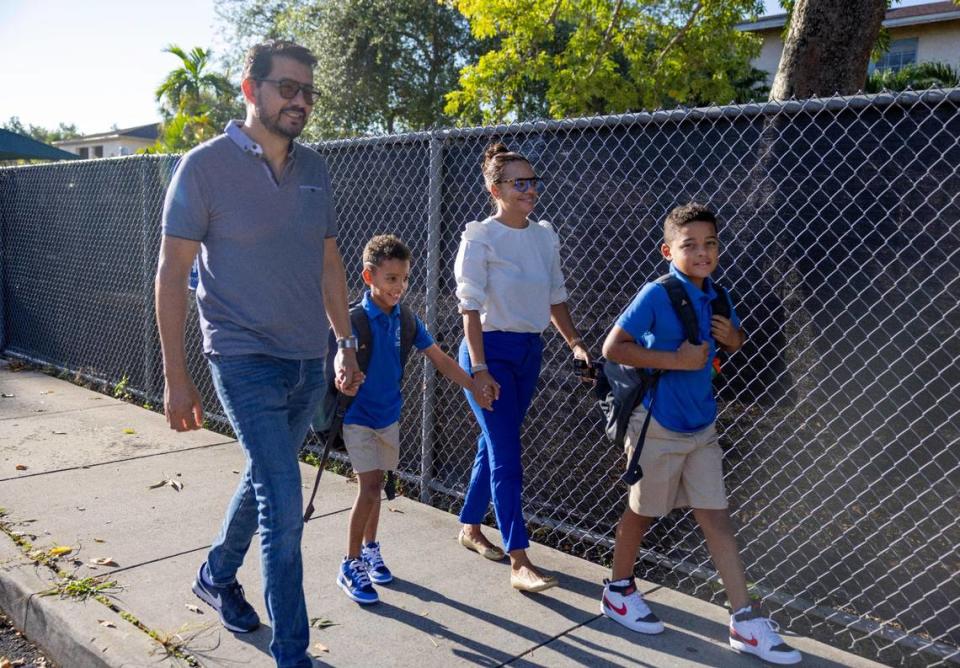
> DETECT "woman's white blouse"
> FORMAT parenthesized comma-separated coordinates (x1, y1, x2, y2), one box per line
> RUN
(454, 217, 569, 333)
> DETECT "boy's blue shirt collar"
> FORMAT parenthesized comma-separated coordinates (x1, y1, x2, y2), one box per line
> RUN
(361, 290, 399, 321)
(669, 262, 717, 301)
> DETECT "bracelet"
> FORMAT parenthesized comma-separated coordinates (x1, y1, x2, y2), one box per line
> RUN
(337, 336, 358, 350)
(470, 363, 488, 374)
(569, 337, 584, 350)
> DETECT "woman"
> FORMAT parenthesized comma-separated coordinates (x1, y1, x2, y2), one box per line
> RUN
(455, 142, 592, 592)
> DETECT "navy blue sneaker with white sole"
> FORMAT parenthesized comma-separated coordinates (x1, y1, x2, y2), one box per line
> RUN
(191, 562, 260, 633)
(338, 557, 379, 604)
(361, 541, 393, 584)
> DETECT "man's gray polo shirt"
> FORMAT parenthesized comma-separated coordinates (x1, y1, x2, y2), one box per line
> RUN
(162, 121, 338, 359)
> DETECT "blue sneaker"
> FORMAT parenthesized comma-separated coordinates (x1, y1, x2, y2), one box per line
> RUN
(338, 557, 378, 604)
(361, 541, 393, 584)
(191, 562, 260, 633)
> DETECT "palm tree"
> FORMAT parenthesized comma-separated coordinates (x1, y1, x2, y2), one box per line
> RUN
(866, 62, 960, 93)
(155, 45, 236, 118)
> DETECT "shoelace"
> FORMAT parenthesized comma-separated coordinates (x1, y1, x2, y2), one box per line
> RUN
(348, 560, 372, 588)
(738, 615, 782, 641)
(363, 546, 385, 569)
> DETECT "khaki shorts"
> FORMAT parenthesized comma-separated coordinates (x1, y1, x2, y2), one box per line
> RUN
(624, 407, 728, 517)
(343, 422, 400, 473)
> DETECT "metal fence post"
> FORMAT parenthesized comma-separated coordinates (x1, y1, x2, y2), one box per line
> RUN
(141, 159, 159, 405)
(421, 134, 443, 504)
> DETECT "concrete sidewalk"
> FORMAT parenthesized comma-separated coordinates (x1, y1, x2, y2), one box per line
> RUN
(0, 364, 885, 667)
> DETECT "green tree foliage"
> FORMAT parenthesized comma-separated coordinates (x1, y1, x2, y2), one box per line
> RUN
(150, 45, 242, 153)
(866, 62, 960, 93)
(2, 116, 81, 143)
(445, 0, 766, 123)
(215, 0, 479, 138)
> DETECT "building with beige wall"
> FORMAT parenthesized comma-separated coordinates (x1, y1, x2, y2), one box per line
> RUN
(53, 123, 160, 159)
(739, 1, 960, 85)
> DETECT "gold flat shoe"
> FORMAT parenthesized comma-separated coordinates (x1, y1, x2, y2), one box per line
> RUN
(458, 530, 506, 561)
(511, 570, 559, 593)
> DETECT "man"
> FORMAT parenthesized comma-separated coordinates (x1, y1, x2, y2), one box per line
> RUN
(155, 40, 362, 668)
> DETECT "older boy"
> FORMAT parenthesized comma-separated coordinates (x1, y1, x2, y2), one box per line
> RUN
(599, 204, 801, 665)
(337, 235, 493, 604)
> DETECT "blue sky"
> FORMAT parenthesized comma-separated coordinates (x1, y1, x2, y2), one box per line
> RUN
(0, 0, 933, 135)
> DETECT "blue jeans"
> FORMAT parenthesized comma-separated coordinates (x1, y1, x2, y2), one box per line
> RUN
(206, 354, 325, 668)
(458, 332, 543, 552)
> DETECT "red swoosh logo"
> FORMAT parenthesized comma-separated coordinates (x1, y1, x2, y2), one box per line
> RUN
(731, 629, 759, 647)
(603, 595, 627, 616)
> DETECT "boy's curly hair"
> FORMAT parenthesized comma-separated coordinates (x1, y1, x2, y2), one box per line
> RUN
(363, 234, 411, 268)
(664, 203, 718, 243)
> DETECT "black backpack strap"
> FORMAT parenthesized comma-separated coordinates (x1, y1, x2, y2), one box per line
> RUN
(349, 302, 372, 375)
(656, 275, 700, 344)
(397, 303, 417, 379)
(711, 284, 731, 321)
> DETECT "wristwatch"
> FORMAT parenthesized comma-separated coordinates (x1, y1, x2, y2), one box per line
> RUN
(337, 336, 358, 350)
(471, 363, 489, 374)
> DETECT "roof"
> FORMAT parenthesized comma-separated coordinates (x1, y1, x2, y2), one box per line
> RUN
(738, 1, 960, 32)
(0, 128, 81, 161)
(54, 122, 160, 146)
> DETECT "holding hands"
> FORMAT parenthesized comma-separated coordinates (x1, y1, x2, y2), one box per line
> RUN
(470, 370, 500, 411)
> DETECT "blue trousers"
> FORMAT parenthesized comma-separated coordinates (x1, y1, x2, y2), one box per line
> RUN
(207, 354, 325, 668)
(458, 331, 543, 552)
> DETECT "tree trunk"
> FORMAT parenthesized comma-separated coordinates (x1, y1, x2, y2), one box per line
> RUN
(770, 0, 886, 100)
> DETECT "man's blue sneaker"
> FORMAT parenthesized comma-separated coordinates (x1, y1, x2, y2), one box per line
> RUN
(191, 562, 260, 633)
(361, 541, 394, 584)
(338, 557, 379, 604)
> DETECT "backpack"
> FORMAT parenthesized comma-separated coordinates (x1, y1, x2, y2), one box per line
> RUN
(597, 274, 731, 485)
(312, 299, 418, 435)
(304, 299, 417, 521)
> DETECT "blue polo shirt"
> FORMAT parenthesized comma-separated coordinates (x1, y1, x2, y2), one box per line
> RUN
(343, 292, 435, 429)
(615, 263, 740, 433)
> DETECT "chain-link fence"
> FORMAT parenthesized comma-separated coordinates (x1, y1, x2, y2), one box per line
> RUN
(2, 90, 958, 666)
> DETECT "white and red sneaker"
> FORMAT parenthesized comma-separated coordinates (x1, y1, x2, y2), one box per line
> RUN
(600, 577, 665, 634)
(729, 605, 802, 664)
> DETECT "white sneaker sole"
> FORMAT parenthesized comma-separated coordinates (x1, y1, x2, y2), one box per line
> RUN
(601, 599, 665, 635)
(730, 639, 802, 665)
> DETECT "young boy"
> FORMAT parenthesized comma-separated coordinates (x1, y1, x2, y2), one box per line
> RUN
(337, 234, 493, 605)
(599, 204, 802, 665)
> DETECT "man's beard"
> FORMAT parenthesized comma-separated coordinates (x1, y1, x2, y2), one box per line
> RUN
(257, 103, 306, 140)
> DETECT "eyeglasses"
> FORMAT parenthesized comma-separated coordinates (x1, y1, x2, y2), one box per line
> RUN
(495, 177, 544, 193)
(254, 78, 320, 105)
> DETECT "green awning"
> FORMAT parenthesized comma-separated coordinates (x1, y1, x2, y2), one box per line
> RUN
(0, 129, 80, 161)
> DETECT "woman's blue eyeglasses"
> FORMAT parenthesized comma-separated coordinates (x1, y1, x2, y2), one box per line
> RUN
(496, 177, 544, 193)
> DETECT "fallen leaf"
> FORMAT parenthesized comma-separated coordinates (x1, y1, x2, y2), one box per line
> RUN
(122, 428, 136, 435)
(15, 464, 27, 471)
(168, 479, 183, 492)
(387, 507, 404, 514)
(1, 393, 15, 398)
(90, 557, 118, 566)
(231, 469, 240, 474)
(312, 642, 329, 654)
(185, 604, 202, 614)
(430, 636, 439, 648)
(48, 546, 73, 557)
(94, 538, 106, 543)
(1, 657, 12, 668)
(51, 431, 66, 435)
(76, 506, 86, 511)
(40, 390, 54, 395)
(309, 617, 338, 630)
(97, 619, 116, 628)
(148, 480, 168, 489)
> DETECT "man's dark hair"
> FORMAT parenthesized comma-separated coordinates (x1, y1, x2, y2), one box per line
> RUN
(664, 203, 718, 243)
(242, 40, 317, 81)
(363, 234, 411, 268)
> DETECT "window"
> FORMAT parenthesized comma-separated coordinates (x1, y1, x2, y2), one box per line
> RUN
(78, 147, 89, 159)
(870, 38, 918, 73)
(93, 145, 104, 158)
